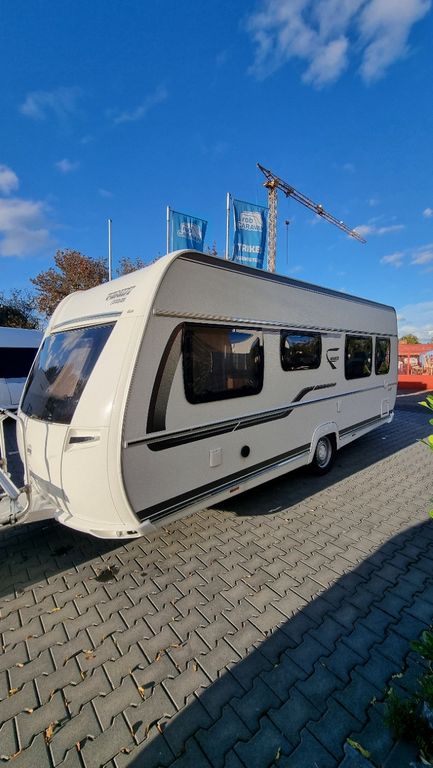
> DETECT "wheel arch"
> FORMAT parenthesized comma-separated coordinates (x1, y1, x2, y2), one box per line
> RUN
(308, 421, 339, 464)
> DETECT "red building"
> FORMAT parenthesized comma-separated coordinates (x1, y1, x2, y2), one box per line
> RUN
(398, 342, 433, 390)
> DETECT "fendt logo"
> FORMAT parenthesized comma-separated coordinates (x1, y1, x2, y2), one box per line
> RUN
(177, 222, 202, 243)
(326, 348, 340, 369)
(239, 211, 263, 231)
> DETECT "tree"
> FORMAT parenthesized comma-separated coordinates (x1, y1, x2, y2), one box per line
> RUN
(0, 289, 40, 329)
(31, 249, 109, 318)
(400, 334, 420, 344)
(117, 256, 147, 275)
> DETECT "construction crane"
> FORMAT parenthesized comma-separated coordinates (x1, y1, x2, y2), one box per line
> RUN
(257, 163, 366, 273)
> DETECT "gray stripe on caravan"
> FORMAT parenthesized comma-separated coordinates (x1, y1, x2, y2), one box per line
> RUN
(137, 443, 311, 522)
(126, 381, 396, 449)
(178, 252, 396, 312)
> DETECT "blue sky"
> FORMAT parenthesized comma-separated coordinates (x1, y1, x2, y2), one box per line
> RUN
(1, 0, 432, 338)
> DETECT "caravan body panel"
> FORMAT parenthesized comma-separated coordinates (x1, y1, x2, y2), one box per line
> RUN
(14, 251, 397, 538)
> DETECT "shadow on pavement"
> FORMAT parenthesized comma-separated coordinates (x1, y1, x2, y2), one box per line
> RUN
(128, 518, 433, 768)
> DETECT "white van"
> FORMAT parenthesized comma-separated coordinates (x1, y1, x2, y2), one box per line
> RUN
(0, 251, 397, 537)
(0, 327, 42, 409)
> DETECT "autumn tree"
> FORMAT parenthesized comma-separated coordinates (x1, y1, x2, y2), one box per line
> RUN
(400, 334, 420, 344)
(31, 249, 109, 317)
(117, 256, 147, 275)
(0, 289, 40, 329)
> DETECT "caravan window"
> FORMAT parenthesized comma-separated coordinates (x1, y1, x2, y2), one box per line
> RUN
(345, 335, 372, 379)
(21, 323, 114, 424)
(375, 337, 390, 375)
(183, 325, 264, 404)
(0, 347, 38, 378)
(280, 331, 321, 371)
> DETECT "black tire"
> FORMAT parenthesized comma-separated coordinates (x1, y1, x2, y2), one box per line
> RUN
(311, 435, 335, 475)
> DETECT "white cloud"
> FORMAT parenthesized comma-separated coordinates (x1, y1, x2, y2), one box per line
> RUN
(423, 207, 433, 218)
(246, 0, 430, 87)
(397, 301, 433, 341)
(55, 158, 79, 174)
(20, 86, 81, 121)
(381, 251, 404, 267)
(113, 86, 168, 125)
(0, 165, 19, 195)
(0, 198, 51, 257)
(411, 245, 433, 265)
(354, 222, 404, 237)
(359, 0, 431, 82)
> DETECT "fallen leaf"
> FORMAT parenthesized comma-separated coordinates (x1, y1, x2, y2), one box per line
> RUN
(76, 742, 81, 752)
(83, 650, 95, 660)
(8, 688, 18, 696)
(49, 607, 61, 613)
(15, 663, 25, 669)
(137, 686, 146, 699)
(24, 708, 33, 714)
(157, 722, 165, 734)
(193, 663, 198, 672)
(44, 722, 57, 744)
(80, 671, 88, 680)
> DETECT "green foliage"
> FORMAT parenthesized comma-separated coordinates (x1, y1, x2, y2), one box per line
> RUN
(400, 334, 420, 344)
(412, 631, 433, 663)
(0, 289, 40, 329)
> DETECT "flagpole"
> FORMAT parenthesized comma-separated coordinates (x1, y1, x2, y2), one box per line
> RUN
(225, 193, 231, 260)
(108, 218, 112, 281)
(166, 206, 170, 255)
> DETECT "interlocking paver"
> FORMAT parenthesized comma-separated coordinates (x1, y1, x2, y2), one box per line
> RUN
(1, 396, 432, 767)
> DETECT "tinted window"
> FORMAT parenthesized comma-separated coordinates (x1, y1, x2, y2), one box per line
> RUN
(0, 347, 38, 378)
(183, 325, 264, 404)
(21, 323, 114, 424)
(345, 335, 372, 379)
(375, 337, 390, 375)
(280, 331, 321, 371)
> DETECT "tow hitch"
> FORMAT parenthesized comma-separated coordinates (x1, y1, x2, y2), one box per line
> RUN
(0, 410, 31, 526)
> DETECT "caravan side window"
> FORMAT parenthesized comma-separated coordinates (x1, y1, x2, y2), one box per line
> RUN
(345, 335, 372, 379)
(183, 325, 264, 404)
(280, 331, 321, 371)
(375, 337, 390, 375)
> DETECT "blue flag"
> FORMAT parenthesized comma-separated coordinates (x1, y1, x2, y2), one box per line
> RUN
(232, 199, 267, 269)
(171, 210, 207, 251)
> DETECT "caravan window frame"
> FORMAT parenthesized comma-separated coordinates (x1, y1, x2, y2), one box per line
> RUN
(183, 323, 264, 405)
(280, 330, 322, 372)
(375, 337, 391, 375)
(345, 334, 373, 380)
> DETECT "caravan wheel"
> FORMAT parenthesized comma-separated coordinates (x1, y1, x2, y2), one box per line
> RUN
(311, 435, 335, 475)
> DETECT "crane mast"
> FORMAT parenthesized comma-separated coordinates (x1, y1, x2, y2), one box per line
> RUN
(258, 163, 366, 273)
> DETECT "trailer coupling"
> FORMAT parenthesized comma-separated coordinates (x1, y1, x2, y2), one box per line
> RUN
(0, 410, 31, 527)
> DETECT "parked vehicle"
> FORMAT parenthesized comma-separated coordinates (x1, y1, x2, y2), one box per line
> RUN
(0, 251, 397, 537)
(0, 327, 42, 409)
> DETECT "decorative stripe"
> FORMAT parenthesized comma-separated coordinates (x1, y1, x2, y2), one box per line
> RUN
(340, 413, 391, 437)
(144, 383, 336, 452)
(137, 443, 311, 522)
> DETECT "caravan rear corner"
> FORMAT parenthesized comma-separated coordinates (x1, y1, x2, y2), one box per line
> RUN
(0, 251, 397, 538)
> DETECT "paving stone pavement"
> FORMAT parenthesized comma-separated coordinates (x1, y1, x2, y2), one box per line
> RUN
(0, 393, 432, 768)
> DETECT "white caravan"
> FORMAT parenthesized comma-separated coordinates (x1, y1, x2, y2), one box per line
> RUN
(0, 327, 42, 410)
(0, 251, 397, 538)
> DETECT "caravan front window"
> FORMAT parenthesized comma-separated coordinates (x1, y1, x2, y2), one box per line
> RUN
(21, 323, 114, 424)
